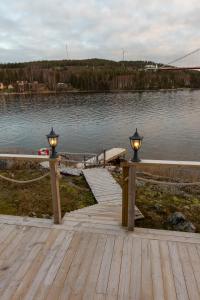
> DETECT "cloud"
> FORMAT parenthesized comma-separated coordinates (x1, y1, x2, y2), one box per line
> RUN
(0, 0, 200, 64)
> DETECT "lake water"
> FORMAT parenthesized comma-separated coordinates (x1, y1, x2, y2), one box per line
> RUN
(0, 90, 200, 161)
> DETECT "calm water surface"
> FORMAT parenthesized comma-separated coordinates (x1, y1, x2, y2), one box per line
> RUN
(0, 90, 200, 160)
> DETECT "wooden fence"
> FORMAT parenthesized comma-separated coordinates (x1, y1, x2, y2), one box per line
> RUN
(122, 159, 200, 231)
(0, 154, 61, 224)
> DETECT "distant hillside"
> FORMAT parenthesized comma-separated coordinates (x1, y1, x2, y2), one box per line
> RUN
(0, 58, 200, 92)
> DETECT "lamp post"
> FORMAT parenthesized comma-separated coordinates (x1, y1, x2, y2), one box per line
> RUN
(129, 128, 143, 162)
(47, 128, 59, 158)
(46, 128, 61, 224)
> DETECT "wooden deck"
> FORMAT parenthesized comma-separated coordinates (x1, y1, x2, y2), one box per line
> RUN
(0, 213, 200, 299)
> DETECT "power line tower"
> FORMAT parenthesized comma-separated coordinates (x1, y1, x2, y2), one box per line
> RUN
(66, 43, 69, 60)
(122, 48, 126, 61)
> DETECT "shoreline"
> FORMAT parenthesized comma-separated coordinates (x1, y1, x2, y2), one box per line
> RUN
(0, 87, 199, 96)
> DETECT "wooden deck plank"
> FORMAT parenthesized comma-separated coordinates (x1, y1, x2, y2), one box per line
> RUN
(46, 232, 83, 300)
(59, 233, 92, 300)
(178, 243, 200, 300)
(187, 244, 200, 291)
(83, 235, 107, 300)
(96, 236, 115, 294)
(141, 239, 153, 300)
(118, 236, 132, 300)
(0, 228, 50, 300)
(69, 234, 98, 299)
(34, 231, 74, 300)
(23, 230, 69, 300)
(159, 241, 177, 300)
(81, 167, 143, 219)
(150, 239, 165, 300)
(0, 214, 199, 299)
(12, 229, 59, 300)
(0, 227, 38, 297)
(106, 236, 124, 297)
(168, 241, 189, 300)
(129, 238, 142, 300)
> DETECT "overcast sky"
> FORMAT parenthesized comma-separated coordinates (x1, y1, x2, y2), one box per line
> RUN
(0, 0, 200, 64)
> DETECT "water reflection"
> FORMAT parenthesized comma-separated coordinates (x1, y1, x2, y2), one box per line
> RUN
(0, 90, 200, 160)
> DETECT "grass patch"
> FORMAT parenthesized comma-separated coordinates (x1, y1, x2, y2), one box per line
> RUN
(0, 169, 95, 218)
(114, 172, 200, 232)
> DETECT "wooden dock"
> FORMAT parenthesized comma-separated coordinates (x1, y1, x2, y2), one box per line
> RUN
(76, 147, 126, 168)
(80, 167, 143, 220)
(0, 213, 200, 299)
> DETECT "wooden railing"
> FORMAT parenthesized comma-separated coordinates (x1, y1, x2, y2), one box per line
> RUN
(122, 159, 200, 231)
(0, 154, 61, 224)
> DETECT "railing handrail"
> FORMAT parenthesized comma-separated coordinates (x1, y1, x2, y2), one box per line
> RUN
(59, 151, 97, 156)
(0, 153, 61, 224)
(122, 158, 200, 231)
(123, 159, 200, 168)
(0, 154, 49, 161)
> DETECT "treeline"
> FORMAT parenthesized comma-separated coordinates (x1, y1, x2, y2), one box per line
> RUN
(0, 58, 155, 69)
(0, 58, 200, 91)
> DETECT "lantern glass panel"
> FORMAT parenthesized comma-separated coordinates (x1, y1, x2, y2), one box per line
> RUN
(131, 139, 141, 150)
(48, 137, 58, 147)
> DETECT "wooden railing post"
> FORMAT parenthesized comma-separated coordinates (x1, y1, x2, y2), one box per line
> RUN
(103, 149, 106, 168)
(122, 165, 129, 226)
(49, 158, 62, 224)
(128, 164, 136, 231)
(84, 155, 86, 168)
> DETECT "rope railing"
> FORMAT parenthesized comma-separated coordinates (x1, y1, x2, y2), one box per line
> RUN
(137, 176, 200, 186)
(59, 152, 97, 156)
(0, 153, 61, 224)
(136, 171, 200, 186)
(122, 159, 200, 231)
(0, 172, 50, 184)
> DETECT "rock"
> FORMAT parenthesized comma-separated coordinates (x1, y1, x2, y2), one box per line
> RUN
(29, 212, 37, 218)
(41, 214, 51, 219)
(136, 179, 145, 187)
(183, 205, 190, 210)
(154, 203, 163, 212)
(167, 212, 196, 232)
(167, 212, 186, 225)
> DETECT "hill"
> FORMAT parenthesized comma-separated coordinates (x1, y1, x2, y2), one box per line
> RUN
(0, 58, 200, 92)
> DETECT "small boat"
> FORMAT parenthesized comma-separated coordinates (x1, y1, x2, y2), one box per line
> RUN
(38, 148, 49, 156)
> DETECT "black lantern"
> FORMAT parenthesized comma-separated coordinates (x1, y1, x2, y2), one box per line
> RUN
(47, 128, 59, 158)
(129, 128, 143, 162)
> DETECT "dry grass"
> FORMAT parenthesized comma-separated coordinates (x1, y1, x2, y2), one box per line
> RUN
(114, 167, 200, 232)
(0, 168, 95, 218)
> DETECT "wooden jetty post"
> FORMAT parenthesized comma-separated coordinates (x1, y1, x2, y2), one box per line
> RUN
(122, 165, 129, 226)
(49, 158, 62, 224)
(128, 165, 136, 230)
(103, 149, 106, 168)
(122, 161, 137, 231)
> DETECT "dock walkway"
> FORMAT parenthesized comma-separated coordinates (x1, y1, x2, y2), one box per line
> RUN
(63, 168, 143, 233)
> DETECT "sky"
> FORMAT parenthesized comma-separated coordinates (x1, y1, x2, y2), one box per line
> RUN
(0, 0, 200, 64)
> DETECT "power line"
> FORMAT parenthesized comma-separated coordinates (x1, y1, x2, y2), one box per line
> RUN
(167, 47, 200, 65)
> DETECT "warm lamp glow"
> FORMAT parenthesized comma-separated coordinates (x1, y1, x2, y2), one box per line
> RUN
(47, 128, 59, 158)
(131, 140, 141, 150)
(49, 137, 58, 147)
(129, 128, 143, 162)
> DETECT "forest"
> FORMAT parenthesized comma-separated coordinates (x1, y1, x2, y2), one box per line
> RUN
(0, 58, 200, 92)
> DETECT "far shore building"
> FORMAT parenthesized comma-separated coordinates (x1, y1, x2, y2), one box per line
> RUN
(8, 84, 14, 90)
(0, 83, 4, 90)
